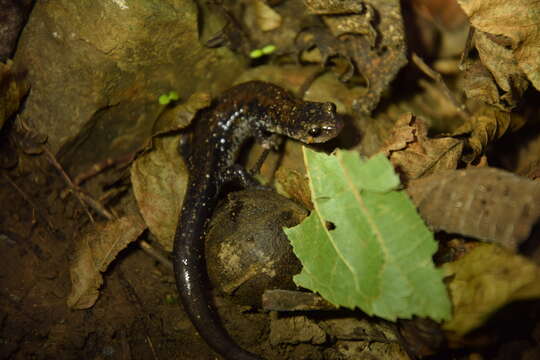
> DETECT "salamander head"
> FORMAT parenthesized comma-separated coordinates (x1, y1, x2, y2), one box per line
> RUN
(285, 101, 343, 144)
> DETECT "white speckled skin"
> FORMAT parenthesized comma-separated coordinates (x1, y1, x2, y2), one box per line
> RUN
(173, 81, 342, 360)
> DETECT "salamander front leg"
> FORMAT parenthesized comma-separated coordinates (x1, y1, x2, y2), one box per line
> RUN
(222, 164, 260, 188)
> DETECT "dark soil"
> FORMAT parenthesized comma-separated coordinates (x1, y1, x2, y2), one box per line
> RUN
(0, 142, 269, 360)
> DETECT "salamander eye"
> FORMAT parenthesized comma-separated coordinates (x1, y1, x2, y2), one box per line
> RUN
(308, 126, 322, 137)
(324, 102, 336, 114)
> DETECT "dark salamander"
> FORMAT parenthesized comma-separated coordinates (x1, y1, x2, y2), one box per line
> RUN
(173, 81, 342, 360)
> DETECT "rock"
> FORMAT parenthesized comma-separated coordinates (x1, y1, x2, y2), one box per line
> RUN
(13, 0, 244, 172)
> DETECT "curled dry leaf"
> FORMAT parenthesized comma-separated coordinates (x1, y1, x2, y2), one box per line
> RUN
(458, 0, 540, 90)
(452, 104, 516, 162)
(473, 30, 529, 109)
(407, 167, 540, 250)
(443, 243, 540, 336)
(450, 98, 527, 163)
(465, 107, 508, 161)
(300, 0, 407, 114)
(67, 215, 147, 309)
(380, 113, 463, 183)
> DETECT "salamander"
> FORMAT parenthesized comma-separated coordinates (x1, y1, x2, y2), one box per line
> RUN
(173, 81, 342, 360)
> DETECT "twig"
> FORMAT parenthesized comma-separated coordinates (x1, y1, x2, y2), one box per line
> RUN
(73, 152, 136, 186)
(139, 240, 173, 272)
(411, 53, 470, 121)
(43, 147, 95, 223)
(77, 191, 116, 220)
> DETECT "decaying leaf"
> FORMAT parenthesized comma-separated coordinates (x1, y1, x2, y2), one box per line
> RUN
(299, 0, 407, 114)
(465, 107, 509, 161)
(458, 0, 540, 90)
(67, 215, 146, 309)
(443, 243, 540, 336)
(381, 113, 463, 182)
(407, 167, 540, 250)
(451, 104, 522, 162)
(131, 93, 208, 250)
(275, 168, 313, 210)
(303, 0, 376, 45)
(131, 135, 188, 251)
(473, 30, 529, 109)
(455, 0, 539, 161)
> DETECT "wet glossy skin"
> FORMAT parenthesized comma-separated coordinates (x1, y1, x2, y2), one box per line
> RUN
(173, 81, 342, 360)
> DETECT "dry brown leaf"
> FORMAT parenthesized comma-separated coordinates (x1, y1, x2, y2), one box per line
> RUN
(443, 243, 540, 336)
(474, 31, 529, 109)
(131, 93, 209, 250)
(458, 0, 540, 90)
(465, 106, 510, 161)
(380, 113, 463, 182)
(407, 167, 540, 250)
(300, 0, 407, 114)
(131, 134, 187, 251)
(67, 215, 146, 309)
(451, 103, 525, 162)
(461, 60, 500, 107)
(275, 168, 313, 210)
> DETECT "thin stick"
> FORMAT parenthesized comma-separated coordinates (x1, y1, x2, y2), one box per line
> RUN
(73, 152, 135, 186)
(43, 147, 95, 223)
(140, 240, 173, 272)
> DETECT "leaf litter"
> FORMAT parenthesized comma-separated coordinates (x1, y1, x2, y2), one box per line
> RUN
(4, 0, 540, 359)
(67, 215, 146, 309)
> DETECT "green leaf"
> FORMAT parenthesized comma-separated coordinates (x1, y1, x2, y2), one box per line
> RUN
(285, 148, 451, 321)
(168, 91, 180, 101)
(249, 49, 263, 58)
(158, 93, 171, 105)
(261, 44, 277, 54)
